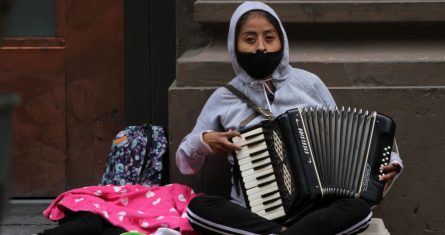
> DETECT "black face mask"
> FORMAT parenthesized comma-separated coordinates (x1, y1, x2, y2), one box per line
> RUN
(236, 50, 283, 79)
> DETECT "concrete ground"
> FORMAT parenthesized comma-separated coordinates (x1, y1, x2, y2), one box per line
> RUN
(0, 200, 391, 235)
(0, 200, 56, 235)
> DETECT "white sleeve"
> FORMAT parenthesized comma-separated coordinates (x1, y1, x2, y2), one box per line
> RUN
(175, 90, 224, 175)
(175, 131, 214, 175)
(383, 140, 404, 195)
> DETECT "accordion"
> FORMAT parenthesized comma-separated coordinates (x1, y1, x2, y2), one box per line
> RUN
(231, 107, 396, 220)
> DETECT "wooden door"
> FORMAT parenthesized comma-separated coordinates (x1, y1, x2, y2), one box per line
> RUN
(0, 0, 125, 196)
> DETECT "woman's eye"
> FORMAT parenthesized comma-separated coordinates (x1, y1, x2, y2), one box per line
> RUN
(265, 36, 276, 42)
(245, 37, 256, 43)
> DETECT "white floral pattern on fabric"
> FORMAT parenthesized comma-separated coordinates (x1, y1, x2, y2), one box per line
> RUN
(146, 191, 155, 198)
(121, 197, 129, 206)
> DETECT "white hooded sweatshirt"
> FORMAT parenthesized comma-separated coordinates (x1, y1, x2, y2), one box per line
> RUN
(176, 1, 402, 206)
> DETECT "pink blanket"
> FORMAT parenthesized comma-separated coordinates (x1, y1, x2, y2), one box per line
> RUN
(43, 183, 197, 234)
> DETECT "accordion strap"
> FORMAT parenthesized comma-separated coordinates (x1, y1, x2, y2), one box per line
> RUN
(225, 84, 274, 120)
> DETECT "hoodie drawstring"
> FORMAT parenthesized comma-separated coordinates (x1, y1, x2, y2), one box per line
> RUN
(261, 82, 273, 112)
(248, 78, 275, 113)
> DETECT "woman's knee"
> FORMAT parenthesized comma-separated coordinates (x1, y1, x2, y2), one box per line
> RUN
(345, 198, 372, 219)
(188, 195, 211, 211)
(187, 195, 226, 217)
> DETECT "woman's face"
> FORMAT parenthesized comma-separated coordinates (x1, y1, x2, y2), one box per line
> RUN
(237, 12, 282, 53)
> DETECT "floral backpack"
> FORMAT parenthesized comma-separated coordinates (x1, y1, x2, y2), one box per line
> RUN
(100, 124, 167, 186)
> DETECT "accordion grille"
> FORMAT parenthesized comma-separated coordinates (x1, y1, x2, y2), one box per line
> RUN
(265, 126, 296, 210)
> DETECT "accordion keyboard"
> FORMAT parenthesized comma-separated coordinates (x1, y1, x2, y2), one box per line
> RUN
(232, 127, 286, 220)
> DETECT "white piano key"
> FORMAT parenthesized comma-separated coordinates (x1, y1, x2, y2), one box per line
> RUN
(244, 134, 266, 145)
(241, 161, 272, 178)
(232, 133, 266, 147)
(232, 128, 264, 143)
(243, 167, 274, 183)
(251, 198, 283, 213)
(247, 184, 279, 202)
(248, 191, 281, 207)
(246, 142, 268, 154)
(244, 172, 276, 189)
(263, 208, 286, 220)
(241, 127, 264, 139)
(238, 151, 269, 165)
(231, 136, 242, 144)
(239, 157, 271, 171)
(235, 142, 268, 160)
(246, 181, 278, 196)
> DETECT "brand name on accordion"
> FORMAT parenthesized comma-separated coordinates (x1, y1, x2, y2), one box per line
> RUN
(362, 164, 371, 191)
(297, 127, 311, 156)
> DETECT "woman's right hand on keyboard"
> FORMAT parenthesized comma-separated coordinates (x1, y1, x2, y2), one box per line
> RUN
(203, 129, 241, 154)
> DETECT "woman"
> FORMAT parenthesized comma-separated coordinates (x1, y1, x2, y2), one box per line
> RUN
(176, 1, 403, 234)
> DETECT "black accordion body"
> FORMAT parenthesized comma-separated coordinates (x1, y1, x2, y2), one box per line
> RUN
(231, 107, 396, 220)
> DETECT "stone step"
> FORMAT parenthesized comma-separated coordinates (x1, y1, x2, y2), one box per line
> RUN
(194, 0, 445, 23)
(176, 39, 445, 87)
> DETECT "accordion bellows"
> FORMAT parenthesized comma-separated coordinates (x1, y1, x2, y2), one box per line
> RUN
(232, 107, 396, 220)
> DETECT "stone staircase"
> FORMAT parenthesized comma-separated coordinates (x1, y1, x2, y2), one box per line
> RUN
(193, 0, 445, 23)
(169, 1, 445, 234)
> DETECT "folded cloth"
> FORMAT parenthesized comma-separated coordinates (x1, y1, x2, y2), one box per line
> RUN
(153, 228, 182, 235)
(43, 183, 197, 235)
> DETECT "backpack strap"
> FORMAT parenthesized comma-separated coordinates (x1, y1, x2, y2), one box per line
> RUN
(224, 84, 274, 120)
(140, 124, 153, 180)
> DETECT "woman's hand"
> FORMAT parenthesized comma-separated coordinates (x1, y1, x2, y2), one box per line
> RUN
(203, 129, 241, 154)
(379, 162, 402, 192)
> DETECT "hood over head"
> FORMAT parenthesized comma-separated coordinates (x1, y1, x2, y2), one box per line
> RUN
(228, 1, 291, 84)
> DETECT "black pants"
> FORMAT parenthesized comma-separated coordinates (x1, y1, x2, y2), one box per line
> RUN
(39, 210, 126, 235)
(187, 195, 372, 235)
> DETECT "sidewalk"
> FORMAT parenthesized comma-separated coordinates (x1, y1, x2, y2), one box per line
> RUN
(0, 200, 392, 235)
(0, 200, 56, 235)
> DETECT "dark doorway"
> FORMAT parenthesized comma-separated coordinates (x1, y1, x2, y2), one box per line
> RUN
(125, 0, 176, 128)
